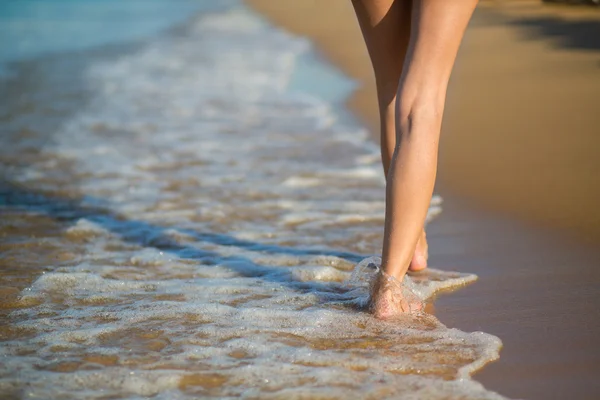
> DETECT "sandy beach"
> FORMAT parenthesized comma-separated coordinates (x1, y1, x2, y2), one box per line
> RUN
(1, 0, 598, 398)
(245, 0, 600, 398)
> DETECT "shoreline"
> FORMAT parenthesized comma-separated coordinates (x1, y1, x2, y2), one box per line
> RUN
(245, 0, 600, 398)
(0, 4, 513, 396)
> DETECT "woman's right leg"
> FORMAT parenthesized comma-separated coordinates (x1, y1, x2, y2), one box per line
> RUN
(373, 0, 478, 318)
(351, 0, 429, 272)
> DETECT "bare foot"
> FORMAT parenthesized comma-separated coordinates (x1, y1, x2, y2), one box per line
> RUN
(409, 229, 428, 272)
(369, 271, 423, 320)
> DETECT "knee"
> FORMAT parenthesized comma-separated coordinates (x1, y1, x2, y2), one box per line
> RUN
(396, 88, 446, 140)
(397, 86, 445, 123)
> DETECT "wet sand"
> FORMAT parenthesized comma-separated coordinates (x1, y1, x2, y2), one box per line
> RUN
(245, 0, 600, 398)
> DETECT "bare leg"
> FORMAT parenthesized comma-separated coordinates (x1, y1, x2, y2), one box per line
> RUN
(351, 0, 410, 176)
(373, 0, 478, 318)
(351, 0, 428, 272)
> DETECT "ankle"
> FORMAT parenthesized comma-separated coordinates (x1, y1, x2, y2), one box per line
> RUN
(380, 259, 410, 281)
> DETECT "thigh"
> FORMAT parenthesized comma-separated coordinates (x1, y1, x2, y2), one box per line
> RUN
(400, 0, 478, 101)
(351, 0, 412, 105)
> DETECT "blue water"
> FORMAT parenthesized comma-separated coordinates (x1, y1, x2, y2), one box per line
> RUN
(0, 0, 232, 64)
(0, 0, 355, 104)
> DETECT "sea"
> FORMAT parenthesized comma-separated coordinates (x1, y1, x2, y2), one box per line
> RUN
(0, 1, 506, 398)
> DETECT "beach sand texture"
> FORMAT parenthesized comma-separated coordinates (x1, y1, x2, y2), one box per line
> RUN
(245, 0, 600, 399)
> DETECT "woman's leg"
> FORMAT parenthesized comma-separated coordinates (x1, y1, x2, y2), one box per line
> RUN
(351, 0, 428, 272)
(351, 0, 410, 176)
(373, 0, 478, 318)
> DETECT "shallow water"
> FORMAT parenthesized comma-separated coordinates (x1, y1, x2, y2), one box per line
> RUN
(0, 3, 505, 399)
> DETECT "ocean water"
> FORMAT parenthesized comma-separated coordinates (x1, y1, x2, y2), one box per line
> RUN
(0, 0, 233, 63)
(0, 1, 505, 399)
